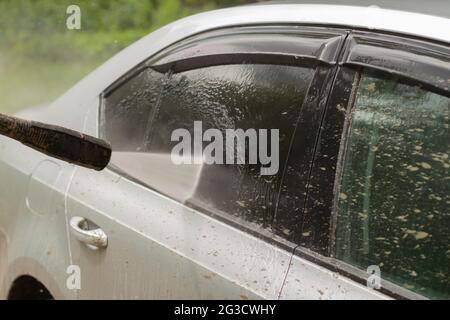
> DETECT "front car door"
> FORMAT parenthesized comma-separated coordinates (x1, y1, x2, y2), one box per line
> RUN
(65, 26, 346, 299)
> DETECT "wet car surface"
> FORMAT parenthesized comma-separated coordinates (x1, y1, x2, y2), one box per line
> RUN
(0, 2, 449, 299)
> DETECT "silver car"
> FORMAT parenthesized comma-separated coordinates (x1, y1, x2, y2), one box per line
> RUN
(0, 2, 449, 299)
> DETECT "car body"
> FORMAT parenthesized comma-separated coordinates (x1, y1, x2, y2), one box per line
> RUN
(0, 2, 449, 300)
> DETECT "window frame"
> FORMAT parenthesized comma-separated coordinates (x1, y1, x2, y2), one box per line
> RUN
(298, 31, 450, 300)
(98, 25, 348, 254)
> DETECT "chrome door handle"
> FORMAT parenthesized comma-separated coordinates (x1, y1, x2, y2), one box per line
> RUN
(69, 216, 108, 249)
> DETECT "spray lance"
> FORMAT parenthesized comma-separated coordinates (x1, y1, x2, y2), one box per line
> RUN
(0, 113, 111, 171)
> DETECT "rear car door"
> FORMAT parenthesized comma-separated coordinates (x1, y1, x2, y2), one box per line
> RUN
(65, 26, 346, 299)
(281, 31, 450, 299)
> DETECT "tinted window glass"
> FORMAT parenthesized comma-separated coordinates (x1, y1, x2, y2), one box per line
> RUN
(105, 63, 315, 238)
(104, 69, 165, 152)
(336, 70, 450, 299)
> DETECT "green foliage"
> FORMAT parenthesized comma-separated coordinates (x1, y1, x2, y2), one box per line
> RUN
(0, 0, 257, 62)
(0, 0, 258, 112)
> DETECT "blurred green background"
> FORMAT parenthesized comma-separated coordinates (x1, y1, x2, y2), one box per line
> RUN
(0, 0, 258, 113)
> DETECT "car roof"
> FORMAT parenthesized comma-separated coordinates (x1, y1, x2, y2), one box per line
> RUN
(174, 3, 449, 44)
(249, 0, 450, 20)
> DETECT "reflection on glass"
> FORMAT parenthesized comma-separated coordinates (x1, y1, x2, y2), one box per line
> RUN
(104, 64, 314, 238)
(336, 70, 450, 299)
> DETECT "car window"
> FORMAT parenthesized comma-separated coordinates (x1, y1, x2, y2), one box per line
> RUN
(103, 68, 165, 152)
(104, 63, 315, 239)
(335, 69, 450, 299)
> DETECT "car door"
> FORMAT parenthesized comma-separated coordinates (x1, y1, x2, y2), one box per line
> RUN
(0, 103, 89, 299)
(280, 31, 450, 299)
(65, 26, 346, 299)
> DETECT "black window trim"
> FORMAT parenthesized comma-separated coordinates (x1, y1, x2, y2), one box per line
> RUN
(103, 25, 347, 97)
(341, 31, 450, 97)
